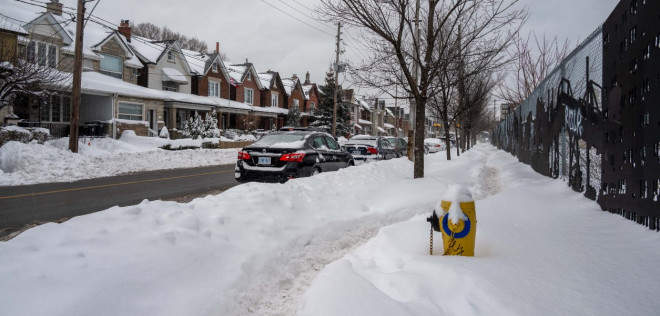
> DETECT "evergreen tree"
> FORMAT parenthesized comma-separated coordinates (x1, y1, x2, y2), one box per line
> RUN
(286, 104, 301, 127)
(202, 109, 219, 138)
(310, 68, 352, 136)
(182, 111, 204, 139)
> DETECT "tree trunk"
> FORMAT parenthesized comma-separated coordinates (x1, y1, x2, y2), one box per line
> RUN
(413, 97, 426, 178)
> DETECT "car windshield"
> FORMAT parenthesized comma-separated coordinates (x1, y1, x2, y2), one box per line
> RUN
(252, 133, 307, 148)
(385, 138, 398, 145)
(346, 138, 378, 146)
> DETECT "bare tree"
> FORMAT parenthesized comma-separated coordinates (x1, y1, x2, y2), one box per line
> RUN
(426, 4, 523, 160)
(322, 0, 524, 177)
(131, 22, 161, 39)
(497, 31, 570, 107)
(459, 72, 497, 150)
(132, 22, 209, 54)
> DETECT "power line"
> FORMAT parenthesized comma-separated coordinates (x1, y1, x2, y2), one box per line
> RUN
(290, 0, 317, 14)
(273, 0, 334, 32)
(259, 0, 333, 37)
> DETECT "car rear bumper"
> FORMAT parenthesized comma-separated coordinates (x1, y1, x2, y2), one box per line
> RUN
(235, 161, 308, 183)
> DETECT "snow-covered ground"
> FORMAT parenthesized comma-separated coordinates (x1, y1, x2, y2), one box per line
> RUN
(0, 132, 240, 186)
(1, 143, 659, 315)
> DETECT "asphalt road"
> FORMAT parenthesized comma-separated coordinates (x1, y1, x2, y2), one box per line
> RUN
(0, 164, 238, 229)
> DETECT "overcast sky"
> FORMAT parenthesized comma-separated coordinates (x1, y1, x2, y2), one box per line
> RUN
(69, 0, 619, 98)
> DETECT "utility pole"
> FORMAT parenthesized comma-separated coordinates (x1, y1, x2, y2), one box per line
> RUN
(332, 22, 341, 137)
(68, 0, 87, 153)
(493, 99, 497, 128)
(407, 0, 420, 161)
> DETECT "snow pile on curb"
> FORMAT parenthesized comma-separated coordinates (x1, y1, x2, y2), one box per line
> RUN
(0, 135, 241, 186)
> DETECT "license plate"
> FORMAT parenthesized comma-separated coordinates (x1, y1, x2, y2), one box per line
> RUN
(258, 156, 271, 165)
(351, 148, 361, 154)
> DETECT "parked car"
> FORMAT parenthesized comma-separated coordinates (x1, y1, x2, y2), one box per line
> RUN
(384, 137, 409, 157)
(343, 135, 399, 162)
(235, 130, 354, 183)
(424, 138, 446, 153)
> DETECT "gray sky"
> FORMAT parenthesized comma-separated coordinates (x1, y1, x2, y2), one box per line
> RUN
(79, 0, 619, 97)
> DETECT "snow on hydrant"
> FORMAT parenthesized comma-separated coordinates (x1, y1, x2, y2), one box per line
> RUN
(427, 185, 477, 256)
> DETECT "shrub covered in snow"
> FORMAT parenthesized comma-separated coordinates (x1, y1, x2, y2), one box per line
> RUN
(159, 126, 170, 139)
(0, 126, 50, 147)
(30, 128, 50, 144)
(182, 110, 220, 140)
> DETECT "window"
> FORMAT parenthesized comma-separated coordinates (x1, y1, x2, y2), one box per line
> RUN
(293, 99, 299, 109)
(167, 50, 175, 62)
(212, 63, 218, 72)
(209, 81, 220, 97)
(39, 95, 71, 122)
(27, 41, 58, 68)
(118, 102, 143, 121)
(271, 93, 279, 107)
(244, 88, 254, 105)
(51, 95, 60, 122)
(62, 96, 71, 122)
(325, 136, 340, 150)
(100, 54, 123, 79)
(162, 81, 178, 92)
(40, 99, 50, 122)
(37, 42, 46, 66)
(311, 136, 326, 149)
(310, 101, 316, 113)
(48, 45, 57, 68)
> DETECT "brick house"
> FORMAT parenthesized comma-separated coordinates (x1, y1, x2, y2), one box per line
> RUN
(258, 71, 288, 129)
(225, 61, 265, 130)
(281, 75, 306, 126)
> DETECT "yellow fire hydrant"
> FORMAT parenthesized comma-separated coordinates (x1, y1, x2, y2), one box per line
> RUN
(427, 185, 477, 256)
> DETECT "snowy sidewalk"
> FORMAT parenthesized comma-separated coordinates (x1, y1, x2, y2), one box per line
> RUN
(1, 144, 658, 316)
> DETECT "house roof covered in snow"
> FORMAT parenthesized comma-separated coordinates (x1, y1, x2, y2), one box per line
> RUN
(281, 77, 303, 97)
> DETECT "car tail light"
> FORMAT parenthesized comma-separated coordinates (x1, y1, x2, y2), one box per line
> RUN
(435, 144, 441, 147)
(238, 151, 251, 160)
(280, 152, 306, 162)
(366, 146, 378, 155)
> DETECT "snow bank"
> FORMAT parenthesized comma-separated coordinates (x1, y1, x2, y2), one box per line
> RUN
(0, 135, 239, 185)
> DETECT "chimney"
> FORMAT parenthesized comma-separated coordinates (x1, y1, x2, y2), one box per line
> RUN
(46, 0, 63, 16)
(292, 74, 298, 79)
(118, 20, 131, 42)
(215, 42, 219, 54)
(304, 71, 311, 85)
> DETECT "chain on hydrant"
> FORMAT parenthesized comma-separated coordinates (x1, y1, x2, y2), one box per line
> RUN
(429, 226, 433, 255)
(427, 210, 441, 255)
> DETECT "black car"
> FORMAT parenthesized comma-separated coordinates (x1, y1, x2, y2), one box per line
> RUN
(235, 131, 354, 183)
(343, 135, 399, 162)
(384, 137, 409, 157)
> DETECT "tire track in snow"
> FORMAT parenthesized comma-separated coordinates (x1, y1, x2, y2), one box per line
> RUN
(220, 209, 425, 315)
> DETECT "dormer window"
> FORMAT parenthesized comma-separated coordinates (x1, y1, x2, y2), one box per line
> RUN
(247, 71, 252, 81)
(167, 50, 175, 62)
(27, 40, 58, 68)
(212, 63, 218, 72)
(99, 53, 123, 79)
